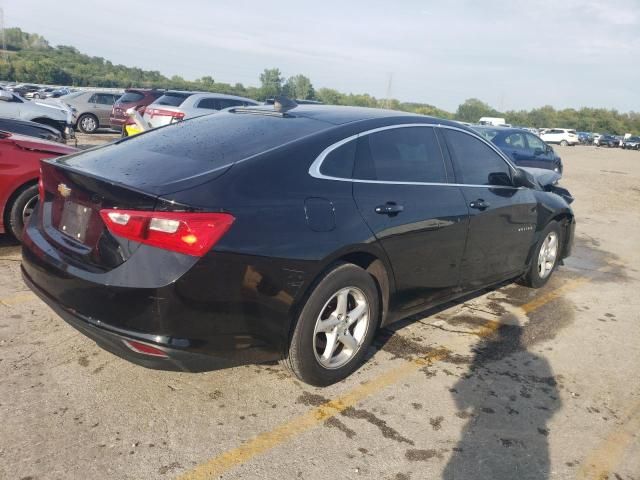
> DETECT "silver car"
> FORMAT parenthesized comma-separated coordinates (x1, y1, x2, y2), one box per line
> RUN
(59, 91, 122, 133)
(143, 91, 259, 128)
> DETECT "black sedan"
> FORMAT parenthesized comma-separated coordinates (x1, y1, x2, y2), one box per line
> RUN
(473, 125, 563, 174)
(622, 136, 640, 150)
(598, 134, 620, 147)
(22, 104, 575, 386)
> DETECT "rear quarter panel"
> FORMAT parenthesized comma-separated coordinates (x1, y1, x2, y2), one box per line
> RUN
(0, 142, 41, 232)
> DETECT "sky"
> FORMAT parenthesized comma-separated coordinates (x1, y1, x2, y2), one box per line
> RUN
(3, 0, 639, 112)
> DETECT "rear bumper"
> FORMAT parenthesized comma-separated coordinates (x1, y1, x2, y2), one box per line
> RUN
(20, 210, 289, 371)
(22, 263, 280, 371)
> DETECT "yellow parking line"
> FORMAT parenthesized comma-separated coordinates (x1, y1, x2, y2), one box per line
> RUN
(177, 276, 591, 480)
(0, 291, 35, 307)
(520, 277, 591, 314)
(576, 400, 640, 479)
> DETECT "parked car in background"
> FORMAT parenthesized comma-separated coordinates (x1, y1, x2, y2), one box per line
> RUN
(60, 91, 121, 133)
(28, 87, 57, 99)
(0, 117, 64, 143)
(592, 133, 602, 145)
(46, 87, 72, 99)
(598, 134, 620, 147)
(143, 91, 259, 128)
(540, 128, 579, 146)
(622, 136, 640, 150)
(9, 84, 40, 97)
(22, 105, 575, 385)
(473, 126, 563, 174)
(110, 89, 164, 132)
(577, 132, 593, 144)
(0, 90, 75, 139)
(0, 131, 77, 240)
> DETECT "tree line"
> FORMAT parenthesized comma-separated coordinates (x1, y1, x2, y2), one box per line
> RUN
(1, 27, 638, 134)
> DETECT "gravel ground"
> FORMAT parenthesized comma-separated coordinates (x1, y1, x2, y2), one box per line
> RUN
(0, 144, 638, 480)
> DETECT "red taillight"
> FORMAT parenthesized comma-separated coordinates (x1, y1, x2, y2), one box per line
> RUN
(99, 209, 234, 257)
(123, 339, 168, 358)
(147, 108, 184, 120)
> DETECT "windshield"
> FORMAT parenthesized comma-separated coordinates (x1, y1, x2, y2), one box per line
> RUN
(472, 127, 500, 141)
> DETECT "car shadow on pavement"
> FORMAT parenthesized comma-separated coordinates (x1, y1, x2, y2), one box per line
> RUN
(442, 320, 560, 480)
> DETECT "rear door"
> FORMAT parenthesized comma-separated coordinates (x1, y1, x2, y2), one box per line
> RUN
(498, 131, 533, 165)
(93, 94, 117, 125)
(439, 127, 538, 289)
(352, 125, 469, 311)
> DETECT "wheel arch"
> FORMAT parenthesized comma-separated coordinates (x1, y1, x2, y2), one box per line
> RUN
(2, 178, 38, 230)
(285, 247, 395, 351)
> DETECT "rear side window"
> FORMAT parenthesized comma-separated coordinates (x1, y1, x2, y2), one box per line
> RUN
(354, 127, 447, 183)
(320, 140, 356, 178)
(197, 98, 247, 110)
(503, 133, 526, 149)
(118, 92, 145, 103)
(443, 129, 513, 186)
(155, 92, 191, 107)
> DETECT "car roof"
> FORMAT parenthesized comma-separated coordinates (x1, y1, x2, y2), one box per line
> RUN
(231, 104, 463, 127)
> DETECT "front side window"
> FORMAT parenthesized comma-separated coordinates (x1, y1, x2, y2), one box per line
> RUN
(443, 129, 513, 186)
(354, 127, 447, 183)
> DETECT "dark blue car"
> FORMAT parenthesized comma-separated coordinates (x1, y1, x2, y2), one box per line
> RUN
(472, 126, 563, 175)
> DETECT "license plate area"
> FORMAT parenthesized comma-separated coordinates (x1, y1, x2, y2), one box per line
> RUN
(59, 201, 92, 243)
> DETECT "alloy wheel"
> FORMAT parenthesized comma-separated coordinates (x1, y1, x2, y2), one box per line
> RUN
(537, 231, 558, 279)
(313, 287, 370, 369)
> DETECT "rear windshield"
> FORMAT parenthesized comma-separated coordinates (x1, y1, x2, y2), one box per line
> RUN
(154, 92, 191, 107)
(117, 91, 145, 103)
(55, 111, 331, 194)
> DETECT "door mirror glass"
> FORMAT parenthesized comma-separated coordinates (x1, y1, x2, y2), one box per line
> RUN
(0, 90, 12, 102)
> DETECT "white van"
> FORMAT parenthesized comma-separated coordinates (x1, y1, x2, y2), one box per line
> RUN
(478, 117, 506, 126)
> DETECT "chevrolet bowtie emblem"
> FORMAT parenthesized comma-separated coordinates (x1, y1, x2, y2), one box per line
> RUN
(57, 183, 72, 198)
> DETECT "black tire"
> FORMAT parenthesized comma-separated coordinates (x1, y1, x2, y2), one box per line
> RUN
(77, 113, 99, 134)
(282, 263, 380, 386)
(560, 140, 568, 146)
(519, 221, 562, 289)
(7, 184, 39, 242)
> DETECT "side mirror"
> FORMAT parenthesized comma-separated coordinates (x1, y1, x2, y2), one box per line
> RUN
(512, 168, 536, 188)
(0, 90, 12, 102)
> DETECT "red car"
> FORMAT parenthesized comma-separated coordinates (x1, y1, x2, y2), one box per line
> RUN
(109, 89, 164, 132)
(0, 131, 77, 240)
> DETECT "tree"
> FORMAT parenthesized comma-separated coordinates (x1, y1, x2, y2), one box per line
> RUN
(283, 74, 314, 100)
(259, 68, 283, 99)
(456, 98, 502, 123)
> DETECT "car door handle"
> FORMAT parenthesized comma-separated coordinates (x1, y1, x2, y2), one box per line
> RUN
(469, 199, 490, 210)
(375, 202, 404, 216)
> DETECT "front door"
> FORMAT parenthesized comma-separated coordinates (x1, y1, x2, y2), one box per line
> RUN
(439, 128, 538, 289)
(351, 126, 469, 311)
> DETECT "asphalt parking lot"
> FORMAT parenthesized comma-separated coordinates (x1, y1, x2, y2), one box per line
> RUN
(1, 142, 639, 480)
